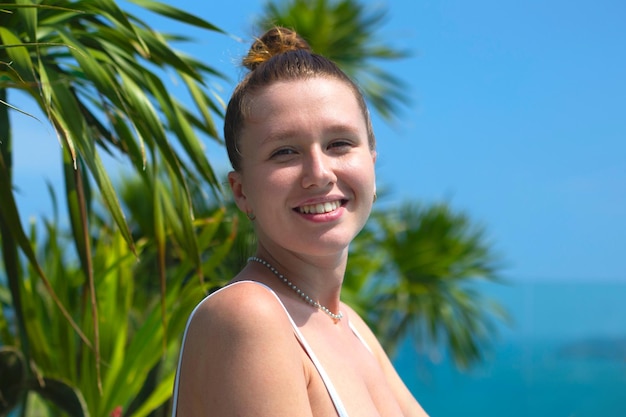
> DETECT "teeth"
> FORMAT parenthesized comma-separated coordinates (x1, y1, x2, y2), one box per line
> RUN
(299, 200, 341, 214)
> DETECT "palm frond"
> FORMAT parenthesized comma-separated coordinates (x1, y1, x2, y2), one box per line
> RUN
(257, 0, 411, 123)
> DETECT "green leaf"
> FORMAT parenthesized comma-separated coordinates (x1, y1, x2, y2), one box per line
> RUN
(127, 0, 225, 33)
(128, 372, 175, 417)
(0, 27, 36, 84)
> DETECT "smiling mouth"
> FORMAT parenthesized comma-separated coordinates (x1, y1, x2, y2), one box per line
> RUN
(297, 200, 345, 214)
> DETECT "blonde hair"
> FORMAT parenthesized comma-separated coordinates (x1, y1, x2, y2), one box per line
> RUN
(224, 27, 375, 171)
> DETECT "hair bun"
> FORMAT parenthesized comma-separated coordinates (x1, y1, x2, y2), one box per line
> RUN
(242, 27, 311, 71)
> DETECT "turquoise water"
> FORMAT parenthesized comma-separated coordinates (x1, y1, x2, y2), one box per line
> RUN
(394, 281, 626, 417)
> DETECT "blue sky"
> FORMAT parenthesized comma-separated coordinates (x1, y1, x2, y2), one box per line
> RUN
(10, 0, 626, 282)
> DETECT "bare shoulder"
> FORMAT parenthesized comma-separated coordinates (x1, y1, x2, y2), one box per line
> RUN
(187, 281, 289, 333)
(182, 281, 298, 363)
(176, 281, 313, 417)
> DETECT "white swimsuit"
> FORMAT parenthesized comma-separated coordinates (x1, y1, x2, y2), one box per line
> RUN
(171, 280, 373, 417)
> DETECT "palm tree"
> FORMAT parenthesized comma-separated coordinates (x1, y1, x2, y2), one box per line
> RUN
(345, 203, 507, 368)
(256, 0, 411, 122)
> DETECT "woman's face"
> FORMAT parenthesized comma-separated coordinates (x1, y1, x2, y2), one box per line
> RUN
(228, 77, 376, 259)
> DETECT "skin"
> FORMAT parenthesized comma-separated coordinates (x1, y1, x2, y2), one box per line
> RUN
(175, 77, 429, 417)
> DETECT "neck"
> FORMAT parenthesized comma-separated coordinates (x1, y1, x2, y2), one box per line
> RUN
(253, 245, 347, 310)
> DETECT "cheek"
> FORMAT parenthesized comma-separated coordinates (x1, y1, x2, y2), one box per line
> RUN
(264, 167, 300, 188)
(350, 156, 376, 186)
(244, 168, 295, 206)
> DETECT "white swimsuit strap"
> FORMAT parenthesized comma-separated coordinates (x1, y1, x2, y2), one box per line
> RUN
(171, 280, 350, 417)
(348, 320, 373, 355)
(248, 281, 351, 417)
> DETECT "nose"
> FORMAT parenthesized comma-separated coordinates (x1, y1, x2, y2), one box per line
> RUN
(301, 148, 336, 189)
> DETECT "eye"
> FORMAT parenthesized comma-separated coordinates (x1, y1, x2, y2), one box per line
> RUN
(270, 147, 297, 159)
(328, 139, 353, 151)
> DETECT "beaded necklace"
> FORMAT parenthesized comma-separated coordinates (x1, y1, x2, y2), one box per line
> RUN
(248, 256, 344, 321)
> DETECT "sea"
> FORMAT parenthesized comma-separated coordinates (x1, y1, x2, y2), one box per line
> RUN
(393, 280, 626, 417)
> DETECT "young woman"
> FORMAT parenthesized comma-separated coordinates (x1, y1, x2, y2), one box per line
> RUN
(172, 27, 429, 417)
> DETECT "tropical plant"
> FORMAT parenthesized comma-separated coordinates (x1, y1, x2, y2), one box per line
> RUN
(344, 202, 507, 368)
(256, 0, 410, 122)
(0, 0, 228, 415)
(0, 182, 237, 417)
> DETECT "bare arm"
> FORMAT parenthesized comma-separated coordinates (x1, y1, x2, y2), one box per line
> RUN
(174, 283, 314, 417)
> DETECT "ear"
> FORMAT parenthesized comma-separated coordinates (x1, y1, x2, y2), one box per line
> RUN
(228, 171, 249, 213)
(371, 149, 377, 164)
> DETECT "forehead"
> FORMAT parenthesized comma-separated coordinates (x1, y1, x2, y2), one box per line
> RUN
(243, 77, 366, 136)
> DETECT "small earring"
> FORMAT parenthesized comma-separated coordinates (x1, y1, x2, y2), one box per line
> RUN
(246, 211, 256, 221)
